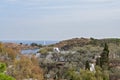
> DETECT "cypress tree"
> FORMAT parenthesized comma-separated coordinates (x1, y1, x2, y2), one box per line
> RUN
(85, 60, 90, 70)
(96, 57, 101, 66)
(100, 43, 109, 70)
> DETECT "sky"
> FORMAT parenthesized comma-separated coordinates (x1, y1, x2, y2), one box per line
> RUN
(0, 0, 120, 40)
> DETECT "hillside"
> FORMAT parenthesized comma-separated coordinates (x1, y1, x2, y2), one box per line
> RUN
(49, 37, 120, 80)
(51, 37, 120, 50)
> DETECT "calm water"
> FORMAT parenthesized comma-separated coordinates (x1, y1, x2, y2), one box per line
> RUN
(21, 49, 40, 54)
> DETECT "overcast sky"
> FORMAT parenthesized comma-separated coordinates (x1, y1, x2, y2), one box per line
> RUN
(0, 0, 120, 40)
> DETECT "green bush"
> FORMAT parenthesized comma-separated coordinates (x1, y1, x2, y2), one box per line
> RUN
(0, 62, 15, 80)
(0, 73, 15, 80)
(0, 63, 6, 73)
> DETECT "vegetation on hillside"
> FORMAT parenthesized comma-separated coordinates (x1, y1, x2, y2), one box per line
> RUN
(0, 38, 120, 80)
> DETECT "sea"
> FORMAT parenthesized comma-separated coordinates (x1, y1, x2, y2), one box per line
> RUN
(0, 40, 59, 45)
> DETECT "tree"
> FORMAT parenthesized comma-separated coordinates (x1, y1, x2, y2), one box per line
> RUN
(96, 57, 101, 66)
(30, 43, 42, 47)
(85, 60, 90, 70)
(103, 43, 109, 57)
(100, 43, 109, 70)
(31, 43, 38, 46)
